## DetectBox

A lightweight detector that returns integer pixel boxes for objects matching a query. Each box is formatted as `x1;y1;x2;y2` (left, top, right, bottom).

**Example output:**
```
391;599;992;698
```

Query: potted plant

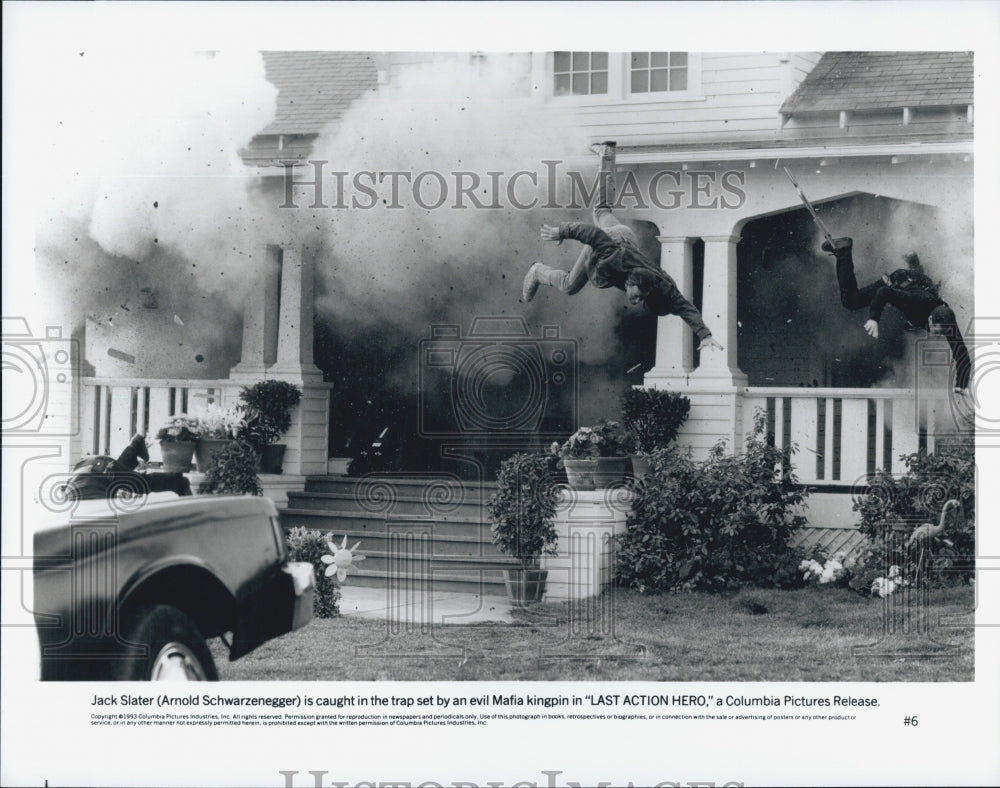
192;404;245;473
487;453;559;606
620;388;690;479
237;380;302;474
155;415;201;472
557;419;630;490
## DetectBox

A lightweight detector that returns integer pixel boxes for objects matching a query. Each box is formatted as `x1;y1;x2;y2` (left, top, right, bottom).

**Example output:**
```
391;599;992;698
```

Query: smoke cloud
33;49;279;377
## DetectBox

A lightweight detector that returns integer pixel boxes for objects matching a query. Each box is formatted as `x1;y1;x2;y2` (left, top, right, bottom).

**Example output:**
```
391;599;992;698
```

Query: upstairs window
630;52;688;93
554;51;608;96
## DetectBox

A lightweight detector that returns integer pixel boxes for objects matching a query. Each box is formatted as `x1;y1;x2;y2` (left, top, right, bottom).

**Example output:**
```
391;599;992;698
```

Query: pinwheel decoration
320;535;365;582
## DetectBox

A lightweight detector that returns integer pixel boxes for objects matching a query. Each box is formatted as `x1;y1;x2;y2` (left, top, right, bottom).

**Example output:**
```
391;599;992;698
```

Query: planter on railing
160;442;196;472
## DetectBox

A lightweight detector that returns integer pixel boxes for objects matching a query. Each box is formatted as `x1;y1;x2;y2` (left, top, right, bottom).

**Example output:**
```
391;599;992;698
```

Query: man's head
928;304;956;336
625;270;656;305
882;268;915;288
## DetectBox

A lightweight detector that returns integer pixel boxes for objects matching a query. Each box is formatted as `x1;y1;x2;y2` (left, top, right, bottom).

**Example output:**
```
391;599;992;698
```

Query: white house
67;51;973;545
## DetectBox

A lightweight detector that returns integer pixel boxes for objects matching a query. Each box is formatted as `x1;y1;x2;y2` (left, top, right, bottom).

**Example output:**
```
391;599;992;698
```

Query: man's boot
821;236;853;263
592;140;617;209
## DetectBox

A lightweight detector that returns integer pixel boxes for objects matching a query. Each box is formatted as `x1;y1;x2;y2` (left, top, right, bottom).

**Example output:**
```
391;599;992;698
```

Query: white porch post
270;244;324;384
645;235;694;384
691;234;747;388
228;244;331;478
229;245;281;380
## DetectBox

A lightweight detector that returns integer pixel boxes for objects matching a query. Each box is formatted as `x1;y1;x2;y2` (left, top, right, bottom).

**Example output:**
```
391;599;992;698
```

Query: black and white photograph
3;2;999;786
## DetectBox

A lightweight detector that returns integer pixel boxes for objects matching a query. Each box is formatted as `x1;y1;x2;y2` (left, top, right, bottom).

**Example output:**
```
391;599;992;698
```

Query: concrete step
339;549;518;576
286;490;491;518
282;525;507;558
345;567;510;595
281;507;496;539
304;475;497;500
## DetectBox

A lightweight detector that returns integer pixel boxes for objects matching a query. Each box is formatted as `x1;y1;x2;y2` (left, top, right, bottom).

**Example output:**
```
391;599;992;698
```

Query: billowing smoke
307;56;619;359
33;50;279;377
298;55;638;440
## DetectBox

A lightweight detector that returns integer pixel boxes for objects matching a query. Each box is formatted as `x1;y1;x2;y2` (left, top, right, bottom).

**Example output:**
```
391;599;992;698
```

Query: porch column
270;244;323;384
691;234;747;388
269;244;330;476
229;245;281;380
645;235;694;384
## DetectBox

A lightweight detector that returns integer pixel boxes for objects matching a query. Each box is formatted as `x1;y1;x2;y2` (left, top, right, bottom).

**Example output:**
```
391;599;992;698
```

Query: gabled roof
781;51;973;115
258;51;378;136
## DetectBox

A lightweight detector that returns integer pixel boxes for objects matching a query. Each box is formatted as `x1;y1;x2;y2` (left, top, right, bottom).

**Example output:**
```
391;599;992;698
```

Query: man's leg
591;140;642;252
824;238;880;310
522;247;592;301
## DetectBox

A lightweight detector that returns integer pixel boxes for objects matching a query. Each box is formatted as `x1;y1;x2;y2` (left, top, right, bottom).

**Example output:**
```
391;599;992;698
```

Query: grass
214;584;974;682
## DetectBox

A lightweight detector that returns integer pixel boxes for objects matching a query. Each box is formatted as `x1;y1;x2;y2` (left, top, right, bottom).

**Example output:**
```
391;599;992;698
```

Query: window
554;51;608;96
630;52;688;93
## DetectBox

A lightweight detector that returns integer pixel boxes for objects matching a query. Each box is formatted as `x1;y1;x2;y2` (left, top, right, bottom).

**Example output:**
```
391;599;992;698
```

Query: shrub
284;527;342;618
620;388;691;454
238;380;302;450
197;439;263;496
487;453;559;569
615;411;808;592
853;439;974;587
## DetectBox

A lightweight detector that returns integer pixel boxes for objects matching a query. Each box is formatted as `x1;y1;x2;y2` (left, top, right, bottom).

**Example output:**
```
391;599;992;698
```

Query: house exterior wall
530;51;822;147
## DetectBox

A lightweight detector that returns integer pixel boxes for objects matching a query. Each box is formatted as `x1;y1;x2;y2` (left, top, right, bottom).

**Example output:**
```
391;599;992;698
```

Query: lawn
215;585;974;682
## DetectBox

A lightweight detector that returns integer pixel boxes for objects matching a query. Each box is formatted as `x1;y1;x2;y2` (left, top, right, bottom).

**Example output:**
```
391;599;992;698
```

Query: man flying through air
823;237;971;394
521;141;723;354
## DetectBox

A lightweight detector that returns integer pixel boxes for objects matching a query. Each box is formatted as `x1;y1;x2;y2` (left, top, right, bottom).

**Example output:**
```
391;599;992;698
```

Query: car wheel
115;605;218;681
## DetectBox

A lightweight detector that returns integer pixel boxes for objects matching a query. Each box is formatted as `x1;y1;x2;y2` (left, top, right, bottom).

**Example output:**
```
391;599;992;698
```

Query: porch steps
281;475;516;595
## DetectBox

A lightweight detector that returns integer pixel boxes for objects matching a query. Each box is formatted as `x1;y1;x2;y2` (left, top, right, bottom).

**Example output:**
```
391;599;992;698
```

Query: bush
238;380;302;450
487;453;559;569
615;412;808;592
853;439;974;587
197;439;262;495
620;388;691;454
284;527;342;618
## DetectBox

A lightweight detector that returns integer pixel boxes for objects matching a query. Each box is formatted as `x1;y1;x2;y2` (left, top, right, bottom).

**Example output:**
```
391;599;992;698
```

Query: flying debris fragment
626;363;642;374
107;348;136;364
174;315;185;326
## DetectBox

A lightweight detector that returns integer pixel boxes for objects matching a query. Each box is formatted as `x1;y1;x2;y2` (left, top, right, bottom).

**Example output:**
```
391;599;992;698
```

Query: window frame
543;52;703;105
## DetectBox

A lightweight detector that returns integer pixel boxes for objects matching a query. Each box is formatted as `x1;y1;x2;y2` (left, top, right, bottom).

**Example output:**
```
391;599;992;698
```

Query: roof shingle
781;52;973;115
258;51;379;136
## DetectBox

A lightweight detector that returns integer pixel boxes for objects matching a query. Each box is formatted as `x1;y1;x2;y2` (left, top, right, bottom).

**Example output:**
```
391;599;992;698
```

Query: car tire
114;605;218;681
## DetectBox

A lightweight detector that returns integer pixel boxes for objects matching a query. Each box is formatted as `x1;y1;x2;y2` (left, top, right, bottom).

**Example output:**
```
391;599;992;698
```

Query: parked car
33;495;314;680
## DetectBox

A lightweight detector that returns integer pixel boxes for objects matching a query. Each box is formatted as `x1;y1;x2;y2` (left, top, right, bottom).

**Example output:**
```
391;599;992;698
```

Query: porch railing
81;377;236;464
742;387;954;487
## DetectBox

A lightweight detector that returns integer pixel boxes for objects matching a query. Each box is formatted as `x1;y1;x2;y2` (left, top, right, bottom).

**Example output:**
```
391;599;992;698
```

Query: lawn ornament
321;535;365;582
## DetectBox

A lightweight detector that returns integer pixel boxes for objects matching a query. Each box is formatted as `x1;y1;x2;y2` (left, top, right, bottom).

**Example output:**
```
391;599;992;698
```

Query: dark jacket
557;221;713;340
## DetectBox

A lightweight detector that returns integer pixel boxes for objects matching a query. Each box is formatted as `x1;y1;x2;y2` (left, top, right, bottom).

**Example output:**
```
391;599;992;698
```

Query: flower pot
503;567;548;607
260;443;287;474
159;441;196;473
629;454;651;480
594;456;627;489
563;458;598;491
194;438;231;473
